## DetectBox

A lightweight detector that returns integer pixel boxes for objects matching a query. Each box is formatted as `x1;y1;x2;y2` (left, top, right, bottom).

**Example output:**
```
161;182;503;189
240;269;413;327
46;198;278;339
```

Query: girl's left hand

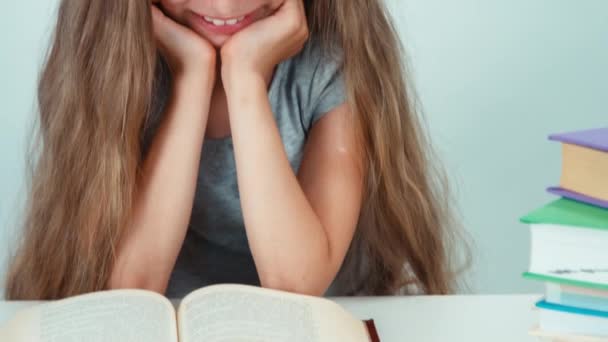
220;0;309;88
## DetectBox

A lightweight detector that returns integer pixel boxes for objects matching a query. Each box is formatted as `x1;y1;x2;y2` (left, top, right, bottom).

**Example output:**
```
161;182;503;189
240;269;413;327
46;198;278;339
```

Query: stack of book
521;127;608;341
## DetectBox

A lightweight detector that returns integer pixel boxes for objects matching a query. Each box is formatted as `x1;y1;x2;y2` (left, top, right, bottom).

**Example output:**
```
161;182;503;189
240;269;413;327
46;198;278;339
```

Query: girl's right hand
150;1;216;79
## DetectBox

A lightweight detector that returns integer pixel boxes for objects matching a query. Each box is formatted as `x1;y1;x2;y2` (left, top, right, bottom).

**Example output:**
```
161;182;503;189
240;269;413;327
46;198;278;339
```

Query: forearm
109;71;215;293
226;74;332;296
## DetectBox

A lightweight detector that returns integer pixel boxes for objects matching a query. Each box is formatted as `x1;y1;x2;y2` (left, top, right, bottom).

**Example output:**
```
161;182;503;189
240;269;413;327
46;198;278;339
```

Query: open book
0;284;379;341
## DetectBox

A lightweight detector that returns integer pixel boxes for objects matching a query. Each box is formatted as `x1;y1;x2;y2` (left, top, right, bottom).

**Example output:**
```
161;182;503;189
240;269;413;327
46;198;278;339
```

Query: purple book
547;186;608;209
547;127;608;208
548;127;608;152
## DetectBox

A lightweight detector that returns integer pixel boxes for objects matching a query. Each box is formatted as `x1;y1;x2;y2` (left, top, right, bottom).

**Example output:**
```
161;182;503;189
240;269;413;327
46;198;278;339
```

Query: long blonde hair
4;0;470;299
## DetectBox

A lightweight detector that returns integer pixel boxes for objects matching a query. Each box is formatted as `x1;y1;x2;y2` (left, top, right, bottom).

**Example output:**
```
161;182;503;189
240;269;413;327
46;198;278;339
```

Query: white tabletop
0;294;541;342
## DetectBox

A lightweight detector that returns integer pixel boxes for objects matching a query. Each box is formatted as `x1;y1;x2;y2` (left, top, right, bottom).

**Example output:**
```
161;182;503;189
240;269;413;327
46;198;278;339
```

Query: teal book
521;198;608;290
537;299;608;318
535;300;608;337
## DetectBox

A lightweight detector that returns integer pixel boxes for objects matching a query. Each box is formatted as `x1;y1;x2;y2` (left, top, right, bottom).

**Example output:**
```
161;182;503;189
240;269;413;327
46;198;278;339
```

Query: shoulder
276;35;347;129
283;35;345;89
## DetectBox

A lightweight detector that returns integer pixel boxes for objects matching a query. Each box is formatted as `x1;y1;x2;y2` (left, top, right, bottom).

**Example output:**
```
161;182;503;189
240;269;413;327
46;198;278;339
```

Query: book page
0;289;178;342
177;284;368;342
530;224;608;284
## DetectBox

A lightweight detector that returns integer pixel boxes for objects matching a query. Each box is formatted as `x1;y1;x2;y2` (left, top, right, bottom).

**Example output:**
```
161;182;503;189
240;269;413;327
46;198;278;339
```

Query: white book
528;223;608;286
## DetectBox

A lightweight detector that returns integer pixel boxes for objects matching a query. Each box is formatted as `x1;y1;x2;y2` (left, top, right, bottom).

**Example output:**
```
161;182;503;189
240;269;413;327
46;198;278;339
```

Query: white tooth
226;18;238;25
212;18;226;26
204;16;214;22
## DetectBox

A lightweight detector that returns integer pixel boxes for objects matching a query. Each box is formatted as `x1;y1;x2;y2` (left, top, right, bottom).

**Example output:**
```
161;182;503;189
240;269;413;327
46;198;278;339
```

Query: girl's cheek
157;1;186;23
158;0;186;15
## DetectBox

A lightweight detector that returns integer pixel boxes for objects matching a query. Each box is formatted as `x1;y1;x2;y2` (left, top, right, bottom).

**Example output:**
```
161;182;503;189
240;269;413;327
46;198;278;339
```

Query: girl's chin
209;36;230;48
195;31;229;49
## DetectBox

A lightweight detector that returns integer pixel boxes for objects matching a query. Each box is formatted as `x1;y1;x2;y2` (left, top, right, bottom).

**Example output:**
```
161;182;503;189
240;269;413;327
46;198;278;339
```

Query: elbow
107;263;168;295
259;271;328;297
255;232;336;296
258;242;334;297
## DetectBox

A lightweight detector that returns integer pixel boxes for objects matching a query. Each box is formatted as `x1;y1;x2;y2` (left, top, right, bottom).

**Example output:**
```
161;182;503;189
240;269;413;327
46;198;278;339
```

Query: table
333;294;541;341
0;294;541;341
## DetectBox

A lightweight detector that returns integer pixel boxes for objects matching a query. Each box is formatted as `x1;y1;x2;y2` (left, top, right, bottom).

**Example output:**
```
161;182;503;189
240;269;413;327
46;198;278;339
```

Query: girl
4;0;468;300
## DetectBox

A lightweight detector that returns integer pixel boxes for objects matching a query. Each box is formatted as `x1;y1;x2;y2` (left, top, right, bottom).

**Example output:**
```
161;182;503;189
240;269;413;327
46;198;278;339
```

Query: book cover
520;198;608;230
364;320;381;342
547;187;608;210
549;127;608;152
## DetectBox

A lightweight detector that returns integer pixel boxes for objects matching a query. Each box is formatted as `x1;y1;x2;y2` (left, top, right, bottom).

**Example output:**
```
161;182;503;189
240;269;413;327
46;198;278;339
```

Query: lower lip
193;12;257;36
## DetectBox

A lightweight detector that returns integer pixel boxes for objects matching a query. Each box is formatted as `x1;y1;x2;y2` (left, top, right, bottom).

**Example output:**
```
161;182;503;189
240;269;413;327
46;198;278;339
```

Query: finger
150;5;165;39
150;5;180;45
273;0;305;24
150;5;172;54
278;0;308;37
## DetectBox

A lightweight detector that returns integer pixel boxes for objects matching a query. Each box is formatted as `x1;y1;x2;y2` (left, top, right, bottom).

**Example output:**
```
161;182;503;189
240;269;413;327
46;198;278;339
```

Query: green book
521;198;608;289
520;197;608;230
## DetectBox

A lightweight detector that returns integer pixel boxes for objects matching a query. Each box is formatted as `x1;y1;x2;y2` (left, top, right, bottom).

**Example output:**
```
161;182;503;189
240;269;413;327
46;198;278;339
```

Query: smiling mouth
189;6;272;37
202;15;246;26
196;6;266;27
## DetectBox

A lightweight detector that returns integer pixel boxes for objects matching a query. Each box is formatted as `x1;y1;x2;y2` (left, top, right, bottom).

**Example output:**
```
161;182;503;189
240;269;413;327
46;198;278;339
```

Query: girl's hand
151;1;217;79
220;0;309;88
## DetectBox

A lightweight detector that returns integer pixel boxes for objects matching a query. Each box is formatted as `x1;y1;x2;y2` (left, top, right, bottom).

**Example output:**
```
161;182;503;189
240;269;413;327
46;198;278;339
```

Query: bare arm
107;71;215;294
225;74;364;296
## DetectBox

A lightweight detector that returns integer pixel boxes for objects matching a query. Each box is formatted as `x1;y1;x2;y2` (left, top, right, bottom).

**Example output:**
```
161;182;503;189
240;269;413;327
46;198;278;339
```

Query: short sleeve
304;39;347;129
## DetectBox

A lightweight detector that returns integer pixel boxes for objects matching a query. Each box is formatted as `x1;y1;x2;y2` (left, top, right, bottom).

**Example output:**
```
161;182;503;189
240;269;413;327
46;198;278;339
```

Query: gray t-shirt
142;36;347;299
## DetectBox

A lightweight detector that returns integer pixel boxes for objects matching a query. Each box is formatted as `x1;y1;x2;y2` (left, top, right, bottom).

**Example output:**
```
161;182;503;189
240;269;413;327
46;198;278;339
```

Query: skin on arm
108;4;216;294
295;104;365;292
219;0;364;296
108;74;214;294
225;74;364;296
